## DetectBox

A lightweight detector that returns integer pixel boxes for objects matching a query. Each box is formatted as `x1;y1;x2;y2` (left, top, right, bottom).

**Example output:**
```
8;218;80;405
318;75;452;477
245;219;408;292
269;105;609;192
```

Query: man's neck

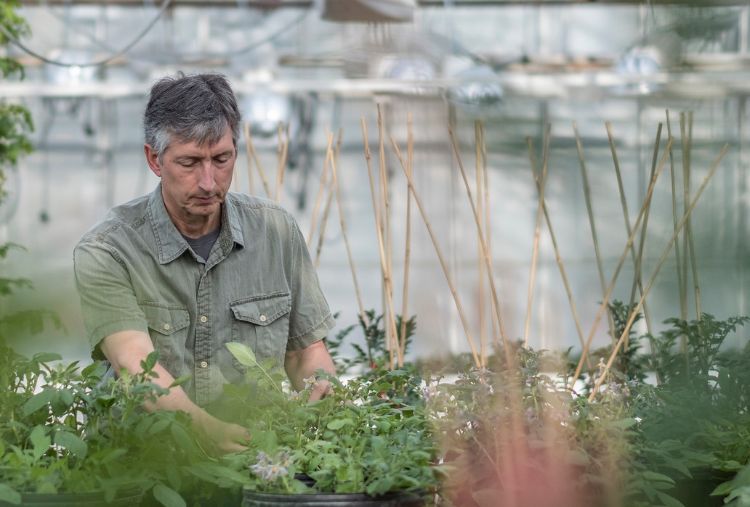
165;202;222;239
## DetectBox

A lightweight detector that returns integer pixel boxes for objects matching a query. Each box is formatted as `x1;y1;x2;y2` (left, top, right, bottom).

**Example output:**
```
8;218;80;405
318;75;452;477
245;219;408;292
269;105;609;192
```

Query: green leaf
226;342;257;367
31;352;62;363
170;375;191;388
22;388;54;416
28;425;50;461
656;491;685;507
170;423;195;450
59;389;74;408
54;431;87;458
711;481;735;497
142;351;158;372
153;484;186;507
327;418;353;430
148;418;171;436
642;471;676;485
0;484;21;505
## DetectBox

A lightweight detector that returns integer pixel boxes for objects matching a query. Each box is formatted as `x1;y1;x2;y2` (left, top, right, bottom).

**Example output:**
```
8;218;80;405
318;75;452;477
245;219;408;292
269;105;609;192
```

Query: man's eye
179;160;197;167
214;157;230;164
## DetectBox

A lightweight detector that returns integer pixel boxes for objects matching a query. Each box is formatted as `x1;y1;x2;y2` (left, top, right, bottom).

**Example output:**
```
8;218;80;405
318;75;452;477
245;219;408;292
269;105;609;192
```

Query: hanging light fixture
319;0;415;23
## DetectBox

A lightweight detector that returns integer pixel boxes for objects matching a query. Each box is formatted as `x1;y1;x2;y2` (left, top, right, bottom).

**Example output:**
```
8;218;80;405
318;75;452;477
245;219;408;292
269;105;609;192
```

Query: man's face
145;128;236;223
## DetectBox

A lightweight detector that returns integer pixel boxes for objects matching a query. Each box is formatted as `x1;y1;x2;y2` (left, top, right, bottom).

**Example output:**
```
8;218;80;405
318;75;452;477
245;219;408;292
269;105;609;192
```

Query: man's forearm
101;330;250;453
285;339;336;392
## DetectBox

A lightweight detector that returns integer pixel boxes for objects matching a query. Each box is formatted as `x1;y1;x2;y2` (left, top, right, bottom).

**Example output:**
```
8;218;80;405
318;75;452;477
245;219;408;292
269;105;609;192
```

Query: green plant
327;309;416;374
223;341;438;498
0;347;218;507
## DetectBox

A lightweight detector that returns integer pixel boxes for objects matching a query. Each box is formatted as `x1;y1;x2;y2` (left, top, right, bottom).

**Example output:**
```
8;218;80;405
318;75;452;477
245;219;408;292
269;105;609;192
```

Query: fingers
308;379;332;402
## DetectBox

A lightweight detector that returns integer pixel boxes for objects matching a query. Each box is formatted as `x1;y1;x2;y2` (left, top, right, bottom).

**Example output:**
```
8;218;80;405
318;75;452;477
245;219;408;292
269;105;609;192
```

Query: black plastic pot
672;469;732;507
0;489;143;507
242;488;425;507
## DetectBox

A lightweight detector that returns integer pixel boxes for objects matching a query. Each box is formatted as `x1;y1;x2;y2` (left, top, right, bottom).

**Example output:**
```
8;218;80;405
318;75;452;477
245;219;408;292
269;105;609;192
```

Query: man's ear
144;144;162;177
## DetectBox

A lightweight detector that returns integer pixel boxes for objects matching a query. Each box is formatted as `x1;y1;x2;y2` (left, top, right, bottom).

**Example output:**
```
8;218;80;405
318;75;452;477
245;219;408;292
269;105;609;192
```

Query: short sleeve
73;241;148;359
284;217;335;351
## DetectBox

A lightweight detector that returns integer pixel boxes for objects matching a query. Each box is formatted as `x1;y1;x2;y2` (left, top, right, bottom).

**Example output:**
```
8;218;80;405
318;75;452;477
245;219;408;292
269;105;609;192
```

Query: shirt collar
148;184;244;265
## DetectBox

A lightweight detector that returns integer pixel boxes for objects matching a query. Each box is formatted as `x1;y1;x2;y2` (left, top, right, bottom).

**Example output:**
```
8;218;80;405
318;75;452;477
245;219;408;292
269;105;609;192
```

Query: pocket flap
142;304;190;336
230;293;291;326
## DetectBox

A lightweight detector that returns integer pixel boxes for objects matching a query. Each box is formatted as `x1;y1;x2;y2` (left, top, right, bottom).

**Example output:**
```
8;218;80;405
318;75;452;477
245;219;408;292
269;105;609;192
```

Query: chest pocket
230;292;291;370
142;303;190;376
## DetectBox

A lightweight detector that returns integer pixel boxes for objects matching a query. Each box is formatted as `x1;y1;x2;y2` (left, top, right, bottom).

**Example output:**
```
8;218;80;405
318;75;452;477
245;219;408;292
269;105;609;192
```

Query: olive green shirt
73;184;334;406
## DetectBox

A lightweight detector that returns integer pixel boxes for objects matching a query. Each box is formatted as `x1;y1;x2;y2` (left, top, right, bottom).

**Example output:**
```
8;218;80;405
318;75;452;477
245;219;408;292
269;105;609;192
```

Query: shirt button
199;361;208;368
162;323;171;331
199;315;208;323
259;314;267;322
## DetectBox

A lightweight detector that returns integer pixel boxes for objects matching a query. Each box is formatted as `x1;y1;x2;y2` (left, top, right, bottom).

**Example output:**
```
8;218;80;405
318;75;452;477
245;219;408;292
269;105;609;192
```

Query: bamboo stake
376;106;397;369
388;134;482;369
398;113;414;365
605;122;654;335
626;124;662;349
275;124;289;203
666;112;688;357
683;112;702;318
526;136;590;363
679;113;691;322
313;176;335;269
447;128;510;353
243;122;271;198
327;132;370;336
361;118;401;371
475;121;487;366
523;127;551;347
573;123;618;347
307;143;332;246
480;123;500;353
588;144;730;400
571;138;674;387
243;122;254;196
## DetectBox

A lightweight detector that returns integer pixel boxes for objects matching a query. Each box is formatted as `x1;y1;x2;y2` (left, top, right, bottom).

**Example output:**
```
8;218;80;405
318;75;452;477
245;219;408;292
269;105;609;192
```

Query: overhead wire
0;0;173;68
2;3;309;67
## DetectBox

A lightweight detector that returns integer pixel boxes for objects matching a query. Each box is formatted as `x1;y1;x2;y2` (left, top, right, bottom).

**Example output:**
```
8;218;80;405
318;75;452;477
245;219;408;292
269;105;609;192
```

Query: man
74;73;336;454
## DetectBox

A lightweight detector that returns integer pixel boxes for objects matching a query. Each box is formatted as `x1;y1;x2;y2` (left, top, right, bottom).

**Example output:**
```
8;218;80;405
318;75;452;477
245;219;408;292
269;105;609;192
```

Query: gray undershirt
182;227;221;263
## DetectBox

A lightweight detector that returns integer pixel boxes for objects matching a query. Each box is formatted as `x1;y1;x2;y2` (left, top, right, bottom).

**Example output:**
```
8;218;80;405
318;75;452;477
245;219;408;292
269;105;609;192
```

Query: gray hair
144;73;241;161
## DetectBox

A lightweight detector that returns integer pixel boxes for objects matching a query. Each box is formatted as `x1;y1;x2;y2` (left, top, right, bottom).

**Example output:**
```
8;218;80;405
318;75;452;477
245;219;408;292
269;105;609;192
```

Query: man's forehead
169;131;234;155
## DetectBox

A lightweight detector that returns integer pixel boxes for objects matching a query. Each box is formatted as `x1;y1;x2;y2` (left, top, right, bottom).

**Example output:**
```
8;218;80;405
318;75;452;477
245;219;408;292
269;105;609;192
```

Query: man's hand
193;412;251;454
102;330;250;455
285;339;336;401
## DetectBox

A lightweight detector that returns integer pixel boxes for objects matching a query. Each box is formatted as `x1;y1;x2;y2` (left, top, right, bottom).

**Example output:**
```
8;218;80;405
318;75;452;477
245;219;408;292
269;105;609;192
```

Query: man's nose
197;161;215;192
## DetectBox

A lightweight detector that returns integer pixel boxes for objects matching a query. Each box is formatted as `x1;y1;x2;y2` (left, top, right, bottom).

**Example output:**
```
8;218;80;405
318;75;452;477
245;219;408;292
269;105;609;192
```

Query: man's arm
284;339;336;401
102;330;250;454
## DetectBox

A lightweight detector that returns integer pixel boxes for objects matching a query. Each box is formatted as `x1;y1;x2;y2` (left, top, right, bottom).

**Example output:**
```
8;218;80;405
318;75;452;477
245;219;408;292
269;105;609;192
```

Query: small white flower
634;416;642;424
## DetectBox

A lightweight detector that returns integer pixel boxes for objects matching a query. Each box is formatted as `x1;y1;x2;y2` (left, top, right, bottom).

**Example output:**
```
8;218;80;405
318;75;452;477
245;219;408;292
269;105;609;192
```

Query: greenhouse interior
2;0;750;506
